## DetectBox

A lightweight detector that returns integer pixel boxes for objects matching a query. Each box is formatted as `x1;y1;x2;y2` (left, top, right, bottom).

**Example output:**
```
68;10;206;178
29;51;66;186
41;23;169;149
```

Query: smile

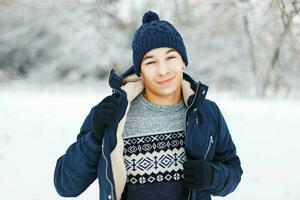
157;76;175;84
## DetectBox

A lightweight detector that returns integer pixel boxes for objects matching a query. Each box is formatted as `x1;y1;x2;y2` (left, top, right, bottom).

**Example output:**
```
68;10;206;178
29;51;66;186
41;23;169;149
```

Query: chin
155;85;178;97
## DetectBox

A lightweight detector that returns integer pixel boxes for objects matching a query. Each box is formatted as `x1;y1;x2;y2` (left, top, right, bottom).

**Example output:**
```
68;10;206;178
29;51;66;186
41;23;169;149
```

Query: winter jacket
54;65;243;200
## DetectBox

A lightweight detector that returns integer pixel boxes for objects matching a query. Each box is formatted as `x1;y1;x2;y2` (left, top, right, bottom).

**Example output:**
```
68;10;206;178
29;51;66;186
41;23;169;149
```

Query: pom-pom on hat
131;10;188;76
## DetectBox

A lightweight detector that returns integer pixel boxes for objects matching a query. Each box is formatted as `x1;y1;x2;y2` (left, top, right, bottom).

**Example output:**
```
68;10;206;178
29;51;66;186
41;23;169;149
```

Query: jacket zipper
184;81;201;200
204;136;214;160
102;138;115;200
103;88;121;200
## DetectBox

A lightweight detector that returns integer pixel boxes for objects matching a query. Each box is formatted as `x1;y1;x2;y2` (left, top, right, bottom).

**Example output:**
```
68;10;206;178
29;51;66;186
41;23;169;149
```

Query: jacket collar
108;65;208;108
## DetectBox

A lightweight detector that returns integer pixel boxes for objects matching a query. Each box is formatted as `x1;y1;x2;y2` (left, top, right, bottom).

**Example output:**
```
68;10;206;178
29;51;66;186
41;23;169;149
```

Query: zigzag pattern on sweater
123;130;187;185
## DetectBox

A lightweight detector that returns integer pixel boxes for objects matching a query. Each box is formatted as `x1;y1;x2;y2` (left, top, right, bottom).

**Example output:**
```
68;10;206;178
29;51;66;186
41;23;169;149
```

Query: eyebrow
142;48;177;62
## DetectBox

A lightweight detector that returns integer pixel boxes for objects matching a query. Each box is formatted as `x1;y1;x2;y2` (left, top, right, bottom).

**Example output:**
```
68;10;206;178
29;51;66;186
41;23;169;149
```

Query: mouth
157;76;175;84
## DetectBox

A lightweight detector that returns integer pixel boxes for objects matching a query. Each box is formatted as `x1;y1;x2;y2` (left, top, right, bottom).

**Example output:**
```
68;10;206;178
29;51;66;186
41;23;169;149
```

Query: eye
167;56;176;60
146;61;156;65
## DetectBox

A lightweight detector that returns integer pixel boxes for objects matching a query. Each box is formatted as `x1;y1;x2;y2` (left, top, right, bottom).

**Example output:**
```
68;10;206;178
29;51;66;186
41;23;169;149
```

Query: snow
1;1;300;198
1;1;300;94
0;83;299;200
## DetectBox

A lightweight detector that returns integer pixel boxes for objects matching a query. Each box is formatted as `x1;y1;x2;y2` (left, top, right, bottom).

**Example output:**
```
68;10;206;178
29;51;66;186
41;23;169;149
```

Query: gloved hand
183;159;214;190
91;92;121;144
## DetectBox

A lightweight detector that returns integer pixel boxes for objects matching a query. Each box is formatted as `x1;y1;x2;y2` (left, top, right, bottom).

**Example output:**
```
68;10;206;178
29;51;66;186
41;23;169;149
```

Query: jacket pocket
204;135;214;160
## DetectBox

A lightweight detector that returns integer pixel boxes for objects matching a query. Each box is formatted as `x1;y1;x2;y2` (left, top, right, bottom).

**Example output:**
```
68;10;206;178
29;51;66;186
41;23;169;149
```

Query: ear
140;71;144;81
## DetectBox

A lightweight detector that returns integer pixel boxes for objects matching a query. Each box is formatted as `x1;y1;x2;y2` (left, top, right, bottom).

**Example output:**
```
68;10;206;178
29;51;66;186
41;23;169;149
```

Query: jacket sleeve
53;106;102;197
206;102;243;196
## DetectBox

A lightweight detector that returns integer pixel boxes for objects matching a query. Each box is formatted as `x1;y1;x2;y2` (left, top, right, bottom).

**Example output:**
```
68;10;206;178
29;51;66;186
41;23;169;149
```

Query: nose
157;62;169;76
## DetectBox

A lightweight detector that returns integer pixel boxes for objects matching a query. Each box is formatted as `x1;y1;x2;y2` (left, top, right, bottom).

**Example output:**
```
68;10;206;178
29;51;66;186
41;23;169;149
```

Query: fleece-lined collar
107;65;207;106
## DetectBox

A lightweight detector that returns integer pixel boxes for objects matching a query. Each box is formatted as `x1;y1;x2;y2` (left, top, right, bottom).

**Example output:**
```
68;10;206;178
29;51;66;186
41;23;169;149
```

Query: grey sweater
122;92;189;200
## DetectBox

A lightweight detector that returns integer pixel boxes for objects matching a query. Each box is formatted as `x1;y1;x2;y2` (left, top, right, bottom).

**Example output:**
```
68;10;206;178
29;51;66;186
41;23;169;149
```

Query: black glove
183;159;214;190
91;92;121;144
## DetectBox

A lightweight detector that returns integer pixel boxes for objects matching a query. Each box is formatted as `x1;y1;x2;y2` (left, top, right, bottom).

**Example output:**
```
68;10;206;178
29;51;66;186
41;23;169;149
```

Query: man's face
140;47;185;98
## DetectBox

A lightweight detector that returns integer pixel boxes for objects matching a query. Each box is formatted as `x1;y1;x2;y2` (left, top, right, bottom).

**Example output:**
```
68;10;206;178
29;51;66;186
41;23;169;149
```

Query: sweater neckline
138;92;185;111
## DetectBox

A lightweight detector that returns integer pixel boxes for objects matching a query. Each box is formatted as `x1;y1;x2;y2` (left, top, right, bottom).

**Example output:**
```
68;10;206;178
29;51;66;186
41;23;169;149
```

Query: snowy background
0;0;300;199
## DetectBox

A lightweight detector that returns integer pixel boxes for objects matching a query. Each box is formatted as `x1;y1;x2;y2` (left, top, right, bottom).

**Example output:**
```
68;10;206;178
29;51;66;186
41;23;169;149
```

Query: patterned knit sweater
122;92;189;200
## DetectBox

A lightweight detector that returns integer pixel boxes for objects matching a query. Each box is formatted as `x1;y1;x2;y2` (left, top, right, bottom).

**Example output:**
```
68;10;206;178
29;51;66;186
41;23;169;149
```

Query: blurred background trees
0;0;299;97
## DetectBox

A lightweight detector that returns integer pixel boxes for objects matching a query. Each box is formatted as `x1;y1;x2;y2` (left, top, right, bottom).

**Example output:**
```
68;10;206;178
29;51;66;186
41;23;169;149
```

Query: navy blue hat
131;10;188;76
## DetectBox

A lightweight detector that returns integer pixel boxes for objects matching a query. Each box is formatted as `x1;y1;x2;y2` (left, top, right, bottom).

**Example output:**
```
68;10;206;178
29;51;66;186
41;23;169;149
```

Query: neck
143;87;182;106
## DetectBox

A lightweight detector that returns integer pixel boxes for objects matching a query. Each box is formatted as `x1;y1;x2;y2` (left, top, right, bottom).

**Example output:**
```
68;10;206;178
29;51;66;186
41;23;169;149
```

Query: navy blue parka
54;65;243;200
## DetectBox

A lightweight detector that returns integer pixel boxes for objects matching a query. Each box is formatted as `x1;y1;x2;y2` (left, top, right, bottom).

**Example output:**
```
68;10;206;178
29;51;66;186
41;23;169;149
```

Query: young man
54;10;243;200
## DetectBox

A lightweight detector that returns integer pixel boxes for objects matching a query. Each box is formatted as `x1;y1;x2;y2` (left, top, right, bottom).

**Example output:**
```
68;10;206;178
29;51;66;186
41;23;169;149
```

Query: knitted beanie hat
131;10;188;76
